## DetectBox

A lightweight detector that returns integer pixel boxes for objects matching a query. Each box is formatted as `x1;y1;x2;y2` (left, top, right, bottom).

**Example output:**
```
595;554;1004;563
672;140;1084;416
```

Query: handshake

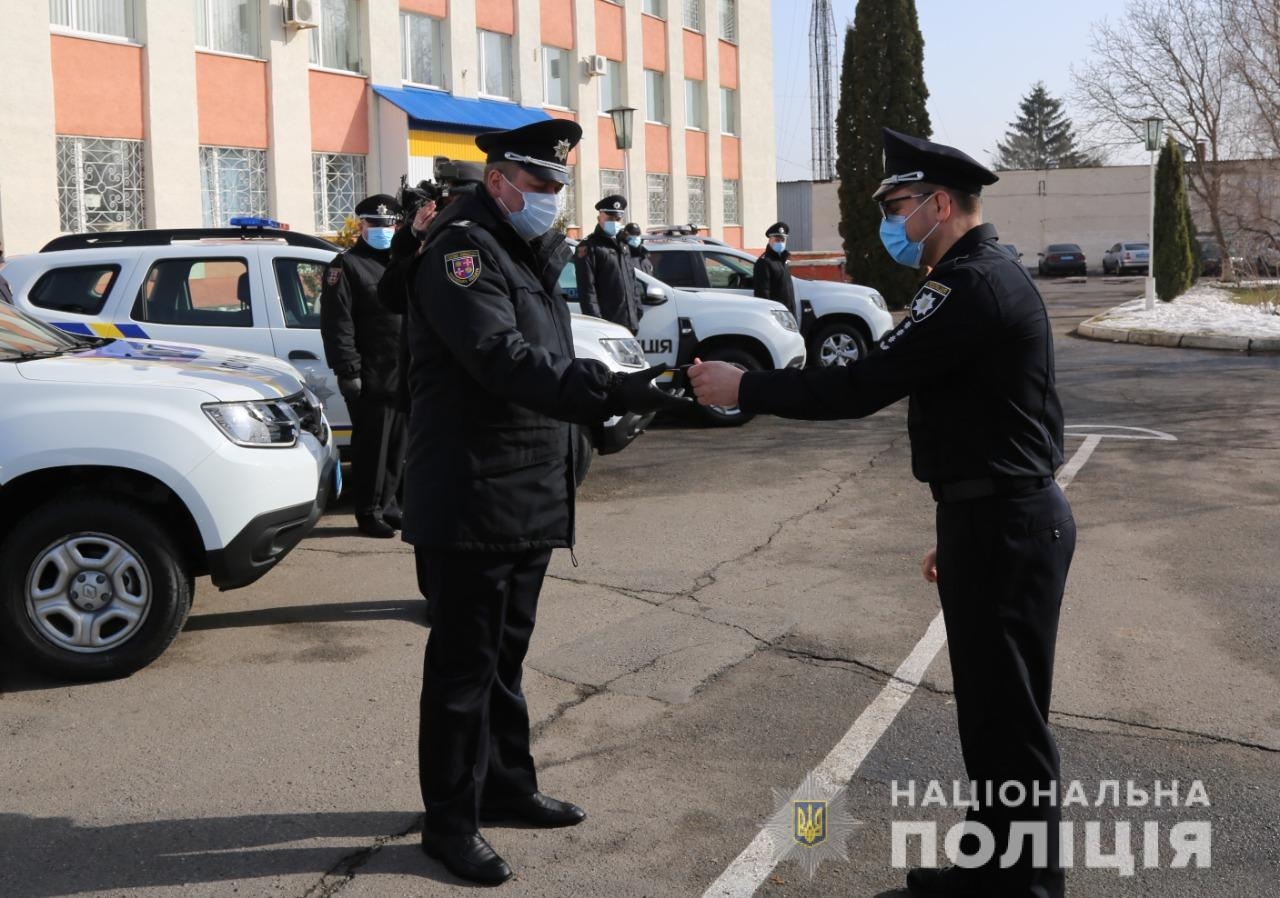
608;359;746;414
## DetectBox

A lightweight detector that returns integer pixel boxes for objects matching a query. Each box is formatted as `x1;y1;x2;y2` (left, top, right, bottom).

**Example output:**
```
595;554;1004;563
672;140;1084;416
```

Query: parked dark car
1102;242;1150;276
1038;243;1087;277
1195;238;1245;277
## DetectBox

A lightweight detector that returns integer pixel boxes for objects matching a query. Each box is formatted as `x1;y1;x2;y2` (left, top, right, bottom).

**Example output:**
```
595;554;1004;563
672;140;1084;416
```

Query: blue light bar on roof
229;216;290;230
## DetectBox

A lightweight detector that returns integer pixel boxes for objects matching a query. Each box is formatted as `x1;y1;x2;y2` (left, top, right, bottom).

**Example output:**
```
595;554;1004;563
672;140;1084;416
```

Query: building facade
0;0;776;256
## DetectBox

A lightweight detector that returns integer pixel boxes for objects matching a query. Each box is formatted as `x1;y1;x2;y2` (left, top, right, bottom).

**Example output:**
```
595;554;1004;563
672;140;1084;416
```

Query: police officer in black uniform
622;221;654;275
320;194;407;538
404;119;688;886
752;221;798;319
689;128;1075;898
574;194;641;333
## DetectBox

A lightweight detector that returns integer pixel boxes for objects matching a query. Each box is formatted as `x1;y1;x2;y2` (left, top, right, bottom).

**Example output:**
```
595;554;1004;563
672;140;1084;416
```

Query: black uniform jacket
739;224;1065;485
574;226;641;332
753;247;798;319
403;191;621;551
320;238;401;402
628;243;654;276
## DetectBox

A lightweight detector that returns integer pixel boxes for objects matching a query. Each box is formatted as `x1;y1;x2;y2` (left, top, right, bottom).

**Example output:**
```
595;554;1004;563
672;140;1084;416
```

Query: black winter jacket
574;226;641;333
320;239;401;403
753;247;798;320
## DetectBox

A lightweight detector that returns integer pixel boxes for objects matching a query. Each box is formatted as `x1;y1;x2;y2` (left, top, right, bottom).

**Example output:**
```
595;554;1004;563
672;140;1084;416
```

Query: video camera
398;174;444;221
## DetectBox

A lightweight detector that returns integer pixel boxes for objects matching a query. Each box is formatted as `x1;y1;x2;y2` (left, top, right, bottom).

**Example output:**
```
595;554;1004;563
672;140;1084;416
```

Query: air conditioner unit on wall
587;55;608;77
285;0;319;29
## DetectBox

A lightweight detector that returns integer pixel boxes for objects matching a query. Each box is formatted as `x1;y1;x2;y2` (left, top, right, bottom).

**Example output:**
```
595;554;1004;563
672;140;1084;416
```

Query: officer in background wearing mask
405;119;689;885
320;194;406;538
688;128;1074;898
752;222;798;320
574;194;641;333
622;222;653;275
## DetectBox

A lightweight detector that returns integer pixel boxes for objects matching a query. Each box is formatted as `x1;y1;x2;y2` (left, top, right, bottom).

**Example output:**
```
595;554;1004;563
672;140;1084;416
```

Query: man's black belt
930;476;1053;504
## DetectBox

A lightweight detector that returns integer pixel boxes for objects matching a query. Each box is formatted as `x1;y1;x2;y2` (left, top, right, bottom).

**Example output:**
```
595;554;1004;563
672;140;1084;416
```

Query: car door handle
288;350;319;360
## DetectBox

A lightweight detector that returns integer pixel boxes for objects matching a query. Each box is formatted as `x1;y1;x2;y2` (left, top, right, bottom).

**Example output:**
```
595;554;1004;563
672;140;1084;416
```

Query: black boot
420;831;513;886
906;865;981;897
480;792;586;828
356;514;395;538
381;504;403;530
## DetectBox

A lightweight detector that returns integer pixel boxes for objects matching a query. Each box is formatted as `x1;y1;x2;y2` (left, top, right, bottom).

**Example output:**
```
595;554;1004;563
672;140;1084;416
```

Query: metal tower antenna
809;0;836;181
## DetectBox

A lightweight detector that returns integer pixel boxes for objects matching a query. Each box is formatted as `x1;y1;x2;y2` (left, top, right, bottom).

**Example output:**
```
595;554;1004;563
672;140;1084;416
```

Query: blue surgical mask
498;174;563;241
602;220;622;237
626;236;642;248
769;241;786;255
365;227;394;250
879;192;940;268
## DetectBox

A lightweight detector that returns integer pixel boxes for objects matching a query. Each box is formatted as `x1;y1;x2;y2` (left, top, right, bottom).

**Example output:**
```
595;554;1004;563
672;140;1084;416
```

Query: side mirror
641;281;668;306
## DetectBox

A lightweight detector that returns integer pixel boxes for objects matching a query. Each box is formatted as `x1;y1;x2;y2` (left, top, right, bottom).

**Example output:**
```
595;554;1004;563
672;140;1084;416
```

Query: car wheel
0;496;193;681
691;346;761;427
811;319;869;368
573;425;593;487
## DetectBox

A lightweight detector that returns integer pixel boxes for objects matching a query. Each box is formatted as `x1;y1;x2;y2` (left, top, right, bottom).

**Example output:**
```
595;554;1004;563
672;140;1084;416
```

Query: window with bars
683;0;703;31
200;146;268;227
478;29;515;100
685;79;706;130
561;165;578;227
312;152;367;233
309;0;361;73
721;87;738;134
643;0;666;17
50;0;134;39
723;178;741;224
196;0;259;56
600;169;625;201
645;70;667;124
687;176;707;227
543;46;572;108
56;136;146;233
402;12;445;87
718;0;737;42
647;173;670;226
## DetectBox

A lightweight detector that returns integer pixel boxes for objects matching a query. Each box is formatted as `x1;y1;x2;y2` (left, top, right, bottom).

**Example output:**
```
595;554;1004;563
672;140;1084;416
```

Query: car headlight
869;291;888;311
203;399;300;447
771;309;800;332
600;337;647;368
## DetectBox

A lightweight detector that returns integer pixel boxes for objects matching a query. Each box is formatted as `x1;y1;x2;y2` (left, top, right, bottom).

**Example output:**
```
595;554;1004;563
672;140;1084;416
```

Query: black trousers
935;482;1076;898
416;547;549;834
348;397;405;517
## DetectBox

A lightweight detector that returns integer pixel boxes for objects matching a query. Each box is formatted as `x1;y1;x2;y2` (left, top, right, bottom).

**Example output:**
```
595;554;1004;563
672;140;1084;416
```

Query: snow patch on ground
1096;283;1280;338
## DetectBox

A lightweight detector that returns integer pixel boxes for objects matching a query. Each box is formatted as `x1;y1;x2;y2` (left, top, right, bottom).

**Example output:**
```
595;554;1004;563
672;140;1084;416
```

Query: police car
1;220;653;456
0;299;337;681
640;237;893;368
558;253;808;426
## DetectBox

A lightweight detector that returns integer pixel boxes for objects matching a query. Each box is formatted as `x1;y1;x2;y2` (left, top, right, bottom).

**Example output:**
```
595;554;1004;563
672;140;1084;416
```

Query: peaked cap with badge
872;128;999;201
475;118;582;185
355;194;401;224
765;222;790;238
595;194;627;214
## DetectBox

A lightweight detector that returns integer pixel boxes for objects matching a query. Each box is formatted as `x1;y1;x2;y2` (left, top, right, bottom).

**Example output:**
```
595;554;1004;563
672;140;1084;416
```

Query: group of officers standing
315;117;1074;898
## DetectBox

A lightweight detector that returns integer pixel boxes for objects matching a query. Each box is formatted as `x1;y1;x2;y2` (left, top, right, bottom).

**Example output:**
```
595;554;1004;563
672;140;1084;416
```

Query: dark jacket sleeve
575;242;601;318
377;226;423;314
739;267;997;419
320;258;360;376
422;230;620;425
753;257;772;300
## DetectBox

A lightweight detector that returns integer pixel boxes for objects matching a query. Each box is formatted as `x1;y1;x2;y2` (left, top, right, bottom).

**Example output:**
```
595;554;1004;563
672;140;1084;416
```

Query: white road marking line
701;436;1102;898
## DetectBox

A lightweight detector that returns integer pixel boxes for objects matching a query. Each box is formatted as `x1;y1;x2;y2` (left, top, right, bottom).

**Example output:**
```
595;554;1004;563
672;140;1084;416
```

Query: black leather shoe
356;514;396;538
381;506;403;529
420;831;513;886
906;865;981;897
480;792;586;828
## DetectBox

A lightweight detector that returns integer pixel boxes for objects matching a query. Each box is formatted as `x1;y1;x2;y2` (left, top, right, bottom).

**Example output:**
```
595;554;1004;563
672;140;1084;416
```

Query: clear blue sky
772;0;1139;181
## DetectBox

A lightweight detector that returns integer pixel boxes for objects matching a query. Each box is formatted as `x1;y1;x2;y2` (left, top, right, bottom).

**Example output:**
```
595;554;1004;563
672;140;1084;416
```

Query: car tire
0;496;193;681
573;425;594;487
691;346;761;427
810;319;869;369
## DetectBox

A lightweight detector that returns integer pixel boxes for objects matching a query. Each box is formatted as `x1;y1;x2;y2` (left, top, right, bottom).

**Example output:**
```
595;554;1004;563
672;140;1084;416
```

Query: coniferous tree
1153;137;1196;301
992;82;1100;171
835;0;931;310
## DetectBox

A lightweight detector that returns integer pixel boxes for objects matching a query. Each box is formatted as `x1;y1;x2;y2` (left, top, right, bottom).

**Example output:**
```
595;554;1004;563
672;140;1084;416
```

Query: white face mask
497;173;563;241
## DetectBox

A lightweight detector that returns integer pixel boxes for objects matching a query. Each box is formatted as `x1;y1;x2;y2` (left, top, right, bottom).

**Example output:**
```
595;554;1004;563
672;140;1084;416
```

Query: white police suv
0;299;337;681
1;221;653;456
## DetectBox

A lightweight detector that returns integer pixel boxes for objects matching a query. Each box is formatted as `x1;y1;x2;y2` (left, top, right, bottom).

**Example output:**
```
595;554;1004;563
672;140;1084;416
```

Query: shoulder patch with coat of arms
909;280;952;322
326;266;342;287
445;249;482;287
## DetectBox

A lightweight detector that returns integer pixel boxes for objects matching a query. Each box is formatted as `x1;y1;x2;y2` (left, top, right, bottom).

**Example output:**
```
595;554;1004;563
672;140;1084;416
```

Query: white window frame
647;173;671;227
478;29;515;101
401;11;446;89
687;176;707;227
312;152;367;233
600;168;625;200
723;178;741;225
562;165;579;228
685;79;706;131
645;69;668;124
200;145;269;227
718;0;737;43
598;58;624;115
543;45;572;110
309;0;361;74
643;0;666;17
196;0;261;58
56;135;147;233
683;0;703;32
720;87;738;135
49;0;136;41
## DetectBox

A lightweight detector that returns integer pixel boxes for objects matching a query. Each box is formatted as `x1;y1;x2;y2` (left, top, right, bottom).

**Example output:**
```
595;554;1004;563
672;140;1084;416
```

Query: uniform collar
765;247;790;262
935;223;998;267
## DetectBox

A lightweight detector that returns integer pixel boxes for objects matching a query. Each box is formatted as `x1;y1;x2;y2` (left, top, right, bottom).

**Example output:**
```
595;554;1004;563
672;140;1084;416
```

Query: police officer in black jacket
690;128;1075;898
320;194;406;538
753;221;798;319
574;194;641;333
622;221;654;275
404;119;688;886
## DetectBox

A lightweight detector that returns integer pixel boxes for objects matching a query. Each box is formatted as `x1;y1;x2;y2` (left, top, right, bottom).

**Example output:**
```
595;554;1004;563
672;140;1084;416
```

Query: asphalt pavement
2;279;1277;897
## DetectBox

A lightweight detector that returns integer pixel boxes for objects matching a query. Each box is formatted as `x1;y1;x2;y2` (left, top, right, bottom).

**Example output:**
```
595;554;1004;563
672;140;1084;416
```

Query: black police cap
475;118;582;185
873;128;998;201
765;222;790;238
355;194;401;220
623;222;642;236
434;157;485;186
595;194;627;213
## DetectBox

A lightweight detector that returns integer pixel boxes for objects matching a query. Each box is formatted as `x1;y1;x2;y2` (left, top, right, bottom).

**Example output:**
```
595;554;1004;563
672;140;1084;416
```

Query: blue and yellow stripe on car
53;321;149;339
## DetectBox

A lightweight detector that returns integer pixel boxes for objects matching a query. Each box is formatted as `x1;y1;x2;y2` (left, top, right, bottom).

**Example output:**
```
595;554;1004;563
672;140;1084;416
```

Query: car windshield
1048;244;1082;253
1123;243;1150;250
0;300;85;361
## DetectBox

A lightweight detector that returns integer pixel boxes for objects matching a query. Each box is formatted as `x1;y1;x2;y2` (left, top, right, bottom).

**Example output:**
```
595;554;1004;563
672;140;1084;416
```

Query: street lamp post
607;106;636;201
1144;115;1164;310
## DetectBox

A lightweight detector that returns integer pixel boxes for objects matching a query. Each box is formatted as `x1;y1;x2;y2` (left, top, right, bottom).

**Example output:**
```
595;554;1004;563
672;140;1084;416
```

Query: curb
1075;317;1280;353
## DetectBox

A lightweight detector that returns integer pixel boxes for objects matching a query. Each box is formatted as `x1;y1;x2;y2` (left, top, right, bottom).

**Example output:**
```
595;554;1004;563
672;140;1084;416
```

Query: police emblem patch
445;250;481;287
910;280;952;322
793;800;827;847
326;267;342;286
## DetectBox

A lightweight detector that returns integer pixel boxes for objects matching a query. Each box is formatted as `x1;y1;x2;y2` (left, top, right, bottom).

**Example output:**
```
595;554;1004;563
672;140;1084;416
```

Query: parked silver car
1102;242;1150;276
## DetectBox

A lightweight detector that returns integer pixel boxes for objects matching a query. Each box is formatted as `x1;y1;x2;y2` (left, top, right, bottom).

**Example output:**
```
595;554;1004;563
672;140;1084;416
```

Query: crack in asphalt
1050;709;1280;754
298;813;423;898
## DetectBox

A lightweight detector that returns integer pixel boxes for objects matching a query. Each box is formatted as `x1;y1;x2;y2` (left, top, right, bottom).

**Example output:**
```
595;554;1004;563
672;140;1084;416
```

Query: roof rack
40;226;336;253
